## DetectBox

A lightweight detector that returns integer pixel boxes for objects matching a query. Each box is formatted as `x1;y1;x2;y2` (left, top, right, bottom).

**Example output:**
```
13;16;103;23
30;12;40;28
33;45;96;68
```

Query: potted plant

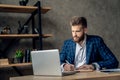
15;49;24;63
19;0;29;6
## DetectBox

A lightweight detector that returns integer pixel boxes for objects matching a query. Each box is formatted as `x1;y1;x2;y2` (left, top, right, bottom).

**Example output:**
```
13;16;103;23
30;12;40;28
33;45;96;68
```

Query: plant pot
19;0;29;6
16;57;23;63
19;1;26;6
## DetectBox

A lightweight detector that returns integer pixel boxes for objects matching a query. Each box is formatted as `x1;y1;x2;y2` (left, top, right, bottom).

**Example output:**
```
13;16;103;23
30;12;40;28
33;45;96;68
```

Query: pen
65;60;70;64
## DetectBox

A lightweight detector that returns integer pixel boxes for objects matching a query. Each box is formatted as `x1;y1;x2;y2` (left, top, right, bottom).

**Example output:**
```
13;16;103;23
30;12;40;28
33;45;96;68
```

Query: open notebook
31;49;78;76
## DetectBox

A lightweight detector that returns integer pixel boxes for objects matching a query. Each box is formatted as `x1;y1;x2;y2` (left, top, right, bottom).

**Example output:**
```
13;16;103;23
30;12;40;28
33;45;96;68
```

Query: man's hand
63;63;75;71
76;64;95;70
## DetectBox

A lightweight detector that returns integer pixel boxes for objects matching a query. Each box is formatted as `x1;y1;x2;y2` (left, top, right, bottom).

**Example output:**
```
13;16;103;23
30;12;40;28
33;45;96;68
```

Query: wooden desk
10;71;120;80
0;63;32;68
0;63;32;76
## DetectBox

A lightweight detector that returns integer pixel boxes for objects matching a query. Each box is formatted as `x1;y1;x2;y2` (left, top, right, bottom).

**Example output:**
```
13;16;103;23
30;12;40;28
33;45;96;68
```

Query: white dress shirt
74;41;86;69
74;36;100;70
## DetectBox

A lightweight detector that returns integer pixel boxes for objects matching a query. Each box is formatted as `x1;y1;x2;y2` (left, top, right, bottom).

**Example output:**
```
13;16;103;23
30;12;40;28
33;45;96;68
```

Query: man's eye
76;30;81;32
72;30;81;32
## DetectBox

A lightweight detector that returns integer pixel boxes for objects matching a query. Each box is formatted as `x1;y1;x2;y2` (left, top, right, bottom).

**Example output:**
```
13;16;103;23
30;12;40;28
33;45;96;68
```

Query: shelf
0;4;51;13
0;63;32;68
0;1;52;75
0;34;53;38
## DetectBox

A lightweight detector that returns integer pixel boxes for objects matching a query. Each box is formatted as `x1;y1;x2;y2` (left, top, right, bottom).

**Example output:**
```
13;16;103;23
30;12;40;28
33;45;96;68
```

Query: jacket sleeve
59;41;67;65
96;37;119;69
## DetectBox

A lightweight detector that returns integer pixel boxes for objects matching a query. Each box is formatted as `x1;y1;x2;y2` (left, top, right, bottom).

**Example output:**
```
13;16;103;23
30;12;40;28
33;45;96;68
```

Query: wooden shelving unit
0;34;53;38
0;4;51;13
0;1;52;50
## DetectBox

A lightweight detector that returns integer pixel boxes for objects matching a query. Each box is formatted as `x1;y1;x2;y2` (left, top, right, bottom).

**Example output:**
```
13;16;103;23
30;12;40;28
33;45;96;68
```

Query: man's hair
70;16;87;28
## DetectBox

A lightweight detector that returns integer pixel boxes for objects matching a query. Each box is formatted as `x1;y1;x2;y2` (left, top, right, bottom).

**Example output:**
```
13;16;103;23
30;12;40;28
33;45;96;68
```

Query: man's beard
73;34;85;43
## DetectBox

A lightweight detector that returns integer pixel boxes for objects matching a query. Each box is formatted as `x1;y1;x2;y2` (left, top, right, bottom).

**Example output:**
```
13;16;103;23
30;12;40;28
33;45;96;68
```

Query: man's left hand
76;64;95;70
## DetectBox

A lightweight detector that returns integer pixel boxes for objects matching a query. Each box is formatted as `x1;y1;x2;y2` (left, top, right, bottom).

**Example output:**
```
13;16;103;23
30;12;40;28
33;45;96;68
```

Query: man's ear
84;28;87;34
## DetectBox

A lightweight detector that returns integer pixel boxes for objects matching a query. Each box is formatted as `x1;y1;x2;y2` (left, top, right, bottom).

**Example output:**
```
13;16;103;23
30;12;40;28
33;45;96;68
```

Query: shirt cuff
61;63;65;72
92;63;100;70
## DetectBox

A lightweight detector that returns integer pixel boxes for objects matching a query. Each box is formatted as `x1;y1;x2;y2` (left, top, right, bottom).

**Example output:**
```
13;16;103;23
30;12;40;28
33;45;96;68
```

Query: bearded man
60;16;118;71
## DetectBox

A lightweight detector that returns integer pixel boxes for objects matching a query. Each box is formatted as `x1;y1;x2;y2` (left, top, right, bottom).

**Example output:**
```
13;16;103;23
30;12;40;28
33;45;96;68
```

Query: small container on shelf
19;0;29;6
0;59;9;65
24;49;31;63
1;26;11;34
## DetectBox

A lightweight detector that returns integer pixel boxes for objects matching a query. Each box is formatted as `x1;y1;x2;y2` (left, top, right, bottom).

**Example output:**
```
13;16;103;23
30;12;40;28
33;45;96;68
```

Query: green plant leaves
15;49;24;58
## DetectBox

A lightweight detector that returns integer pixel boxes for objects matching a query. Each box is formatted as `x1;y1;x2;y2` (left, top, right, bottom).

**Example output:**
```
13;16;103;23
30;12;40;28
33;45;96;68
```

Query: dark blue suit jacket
60;35;119;69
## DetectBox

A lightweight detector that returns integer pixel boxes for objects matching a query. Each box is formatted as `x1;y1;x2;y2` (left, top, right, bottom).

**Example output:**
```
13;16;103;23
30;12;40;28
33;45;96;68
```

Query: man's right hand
63;63;75;71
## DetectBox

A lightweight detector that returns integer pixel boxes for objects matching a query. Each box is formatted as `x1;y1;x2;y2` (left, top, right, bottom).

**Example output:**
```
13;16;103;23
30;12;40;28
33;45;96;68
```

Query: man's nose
73;32;77;36
74;32;77;35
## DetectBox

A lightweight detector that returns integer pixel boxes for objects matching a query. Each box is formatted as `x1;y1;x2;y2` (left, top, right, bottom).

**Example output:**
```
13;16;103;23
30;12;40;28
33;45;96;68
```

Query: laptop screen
31;49;62;76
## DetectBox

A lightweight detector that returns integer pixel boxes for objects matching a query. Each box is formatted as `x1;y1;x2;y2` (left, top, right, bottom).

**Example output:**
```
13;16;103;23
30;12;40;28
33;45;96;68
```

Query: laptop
31;49;77;76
